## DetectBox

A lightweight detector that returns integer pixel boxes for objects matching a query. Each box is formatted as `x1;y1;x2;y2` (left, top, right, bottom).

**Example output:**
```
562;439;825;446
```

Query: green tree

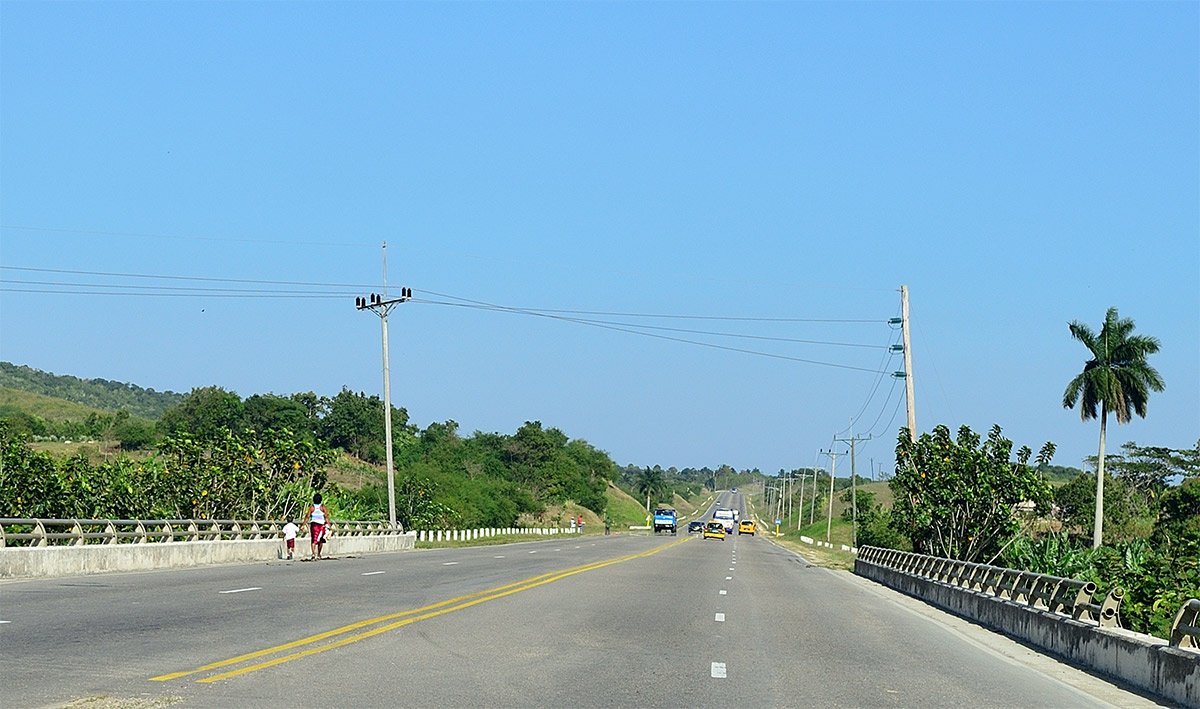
158;386;246;439
890;424;1055;562
244;394;315;440
634;466;666;512
1063;307;1164;548
321;388;411;463
114;417;156;450
1152;478;1200;550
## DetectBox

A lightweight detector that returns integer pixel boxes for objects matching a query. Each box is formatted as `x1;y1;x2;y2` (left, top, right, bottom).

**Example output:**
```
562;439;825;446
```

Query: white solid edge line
361;571;385;576
218;587;262;594
711;662;727;678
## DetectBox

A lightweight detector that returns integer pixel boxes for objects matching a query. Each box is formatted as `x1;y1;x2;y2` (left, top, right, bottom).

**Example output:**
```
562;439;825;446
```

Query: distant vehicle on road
713;508;736;533
738;520;755;535
702;521;726;541
653;507;677;535
687;520;705;534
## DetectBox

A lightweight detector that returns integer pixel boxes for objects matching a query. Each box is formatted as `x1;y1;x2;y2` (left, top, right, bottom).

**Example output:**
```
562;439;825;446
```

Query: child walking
282;518;299;560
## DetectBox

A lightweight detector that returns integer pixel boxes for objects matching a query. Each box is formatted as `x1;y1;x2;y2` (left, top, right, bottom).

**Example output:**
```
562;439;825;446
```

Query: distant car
738;520;755;535
703;521;727;541
687;520;705;534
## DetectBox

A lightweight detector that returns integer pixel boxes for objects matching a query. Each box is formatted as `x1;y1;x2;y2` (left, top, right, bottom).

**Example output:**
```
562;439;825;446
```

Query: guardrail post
1071;582;1099;622
1099;588;1125;628
1169;598;1200;648
105;520;118;545
71;520;85;547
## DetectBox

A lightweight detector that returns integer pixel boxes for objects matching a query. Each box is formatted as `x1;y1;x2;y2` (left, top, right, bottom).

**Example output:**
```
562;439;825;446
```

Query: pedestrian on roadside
304;492;331;560
282;517;299;560
604;515;611;536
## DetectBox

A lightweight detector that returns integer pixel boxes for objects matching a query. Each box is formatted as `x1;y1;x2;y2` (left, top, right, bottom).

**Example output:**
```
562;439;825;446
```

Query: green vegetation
1;383;617;531
890;424;1055;563
0;362;182;418
1062;307;1164;548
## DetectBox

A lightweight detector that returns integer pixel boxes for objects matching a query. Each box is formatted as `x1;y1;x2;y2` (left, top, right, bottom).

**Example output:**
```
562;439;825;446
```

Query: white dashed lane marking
218;587;261;594
719;590;727;595
443;562;459;566
715;613;725;622
0;620;11;624
494;555;505;559
726;576;732;580
361;571;385;576
711;662;727;678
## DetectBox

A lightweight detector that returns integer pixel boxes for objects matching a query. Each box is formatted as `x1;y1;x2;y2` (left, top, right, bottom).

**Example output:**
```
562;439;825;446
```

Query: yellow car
738;520;755;535
702;521;727;540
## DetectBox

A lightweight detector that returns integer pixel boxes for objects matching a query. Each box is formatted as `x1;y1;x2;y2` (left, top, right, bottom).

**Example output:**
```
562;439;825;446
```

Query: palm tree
634;467;665;512
1063;307;1164;549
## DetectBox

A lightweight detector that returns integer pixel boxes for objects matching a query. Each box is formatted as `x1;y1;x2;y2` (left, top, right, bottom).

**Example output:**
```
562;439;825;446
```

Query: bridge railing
0;518;577;548
1170;598;1200;650
0;518;409;547
856;546;1123;628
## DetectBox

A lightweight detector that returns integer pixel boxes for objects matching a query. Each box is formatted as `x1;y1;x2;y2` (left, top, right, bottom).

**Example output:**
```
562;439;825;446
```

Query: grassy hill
0;362;182;418
0;387;114;422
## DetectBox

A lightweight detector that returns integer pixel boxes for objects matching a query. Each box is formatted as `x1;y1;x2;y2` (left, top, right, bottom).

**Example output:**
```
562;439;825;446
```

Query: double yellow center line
153;537;690;684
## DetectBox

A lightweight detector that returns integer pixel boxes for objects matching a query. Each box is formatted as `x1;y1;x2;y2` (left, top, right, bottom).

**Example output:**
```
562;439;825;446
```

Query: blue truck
653;507;677;535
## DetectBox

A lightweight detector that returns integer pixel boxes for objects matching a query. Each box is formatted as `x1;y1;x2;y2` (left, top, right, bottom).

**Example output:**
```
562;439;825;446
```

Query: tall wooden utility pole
901;284;916;442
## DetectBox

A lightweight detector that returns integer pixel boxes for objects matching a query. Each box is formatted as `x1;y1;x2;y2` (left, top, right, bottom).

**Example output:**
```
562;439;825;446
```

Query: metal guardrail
1170;598;1200;649
856;546;1124;628
0;518;405;547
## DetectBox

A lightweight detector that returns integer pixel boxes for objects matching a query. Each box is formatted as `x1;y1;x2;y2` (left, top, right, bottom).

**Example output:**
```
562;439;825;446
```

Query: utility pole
834;431;873;549
899;285;916;442
819;448;844;543
796;471;806;531
810;461;818;525
355;243;412;529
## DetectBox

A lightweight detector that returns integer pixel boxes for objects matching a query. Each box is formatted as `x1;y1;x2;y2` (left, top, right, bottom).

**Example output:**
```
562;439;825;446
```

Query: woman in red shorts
304;492;331;560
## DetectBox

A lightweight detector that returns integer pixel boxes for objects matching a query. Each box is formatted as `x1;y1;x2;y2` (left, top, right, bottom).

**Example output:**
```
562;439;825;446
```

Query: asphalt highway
0;493;1167;708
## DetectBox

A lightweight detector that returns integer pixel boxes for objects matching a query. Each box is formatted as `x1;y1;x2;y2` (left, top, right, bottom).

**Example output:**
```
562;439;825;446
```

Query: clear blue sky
2;1;1196;476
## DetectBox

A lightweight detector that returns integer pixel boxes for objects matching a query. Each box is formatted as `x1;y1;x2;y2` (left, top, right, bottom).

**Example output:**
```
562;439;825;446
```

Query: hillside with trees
0;362;183;418
0;381;624;531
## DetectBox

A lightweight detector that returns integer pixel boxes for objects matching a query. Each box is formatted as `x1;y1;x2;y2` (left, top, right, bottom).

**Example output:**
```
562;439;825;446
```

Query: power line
417;298;890;374
1;267;888;325
0;224;369;248
2;265;895;373
0;286;346;299
1;265;370;289
421;288;883;323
